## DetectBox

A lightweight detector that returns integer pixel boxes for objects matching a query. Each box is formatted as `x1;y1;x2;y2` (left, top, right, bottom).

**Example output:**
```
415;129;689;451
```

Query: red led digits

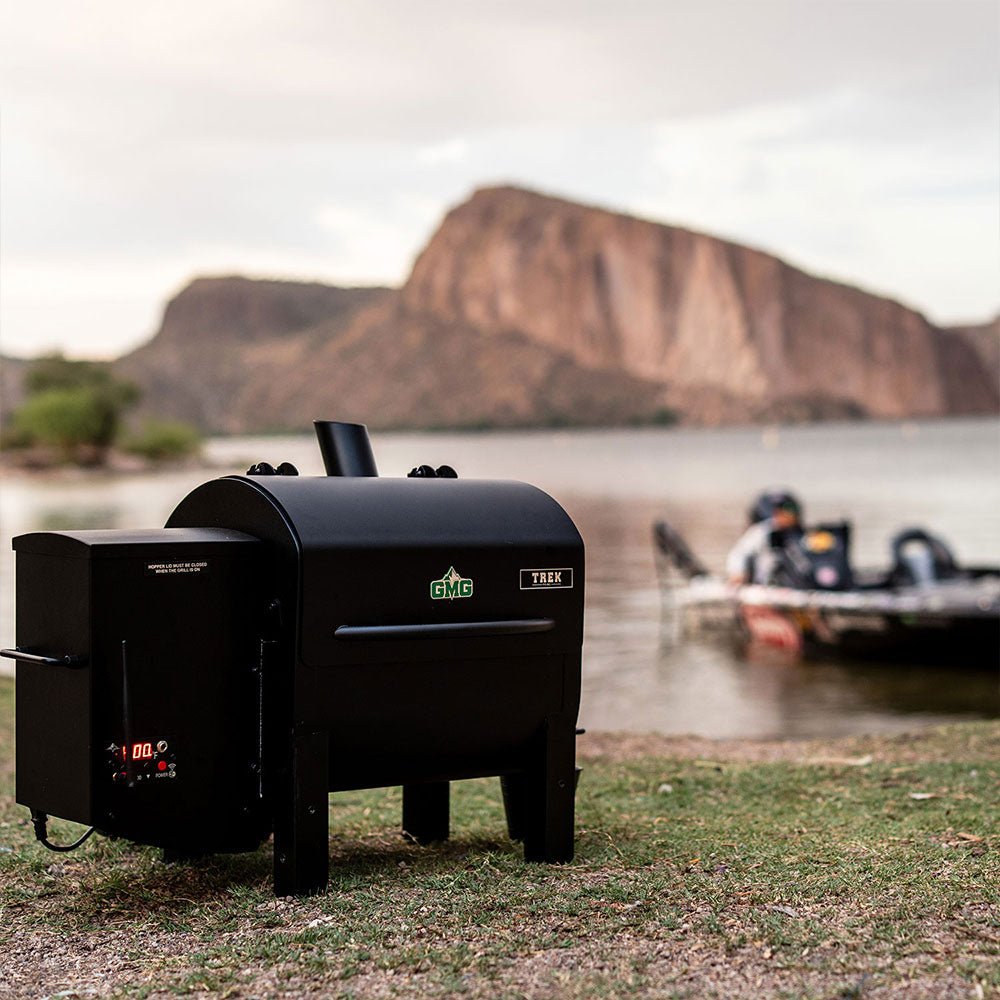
130;742;153;760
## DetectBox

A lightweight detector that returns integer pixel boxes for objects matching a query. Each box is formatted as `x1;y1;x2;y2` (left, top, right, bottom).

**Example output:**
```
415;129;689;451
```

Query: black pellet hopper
5;422;584;895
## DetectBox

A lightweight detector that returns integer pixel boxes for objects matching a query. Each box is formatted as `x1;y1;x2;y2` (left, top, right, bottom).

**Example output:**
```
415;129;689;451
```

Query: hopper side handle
0;648;87;667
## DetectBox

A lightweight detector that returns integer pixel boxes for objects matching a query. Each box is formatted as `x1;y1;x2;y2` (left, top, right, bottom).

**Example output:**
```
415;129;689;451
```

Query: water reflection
652;636;999;738
1;420;997;738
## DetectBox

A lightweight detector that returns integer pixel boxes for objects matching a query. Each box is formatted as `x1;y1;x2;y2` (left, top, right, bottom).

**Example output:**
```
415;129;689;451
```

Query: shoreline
577;719;999;765
0;448;225;480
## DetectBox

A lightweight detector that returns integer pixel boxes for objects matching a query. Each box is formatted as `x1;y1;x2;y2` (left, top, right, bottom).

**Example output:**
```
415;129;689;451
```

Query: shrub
13;388;113;460
4;354;142;464
649;407;680;426
123;420;202;461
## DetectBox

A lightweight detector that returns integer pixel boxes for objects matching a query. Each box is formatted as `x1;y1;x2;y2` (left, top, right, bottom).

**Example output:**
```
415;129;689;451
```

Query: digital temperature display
114;740;167;762
107;738;175;784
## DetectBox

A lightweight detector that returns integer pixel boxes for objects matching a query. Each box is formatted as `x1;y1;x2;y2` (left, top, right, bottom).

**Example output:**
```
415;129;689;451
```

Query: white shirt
726;520;779;584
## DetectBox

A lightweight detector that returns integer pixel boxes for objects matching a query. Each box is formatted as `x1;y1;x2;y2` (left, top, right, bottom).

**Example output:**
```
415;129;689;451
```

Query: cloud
5;1;995;143
1;1;997;356
638;90;999;321
416;140;470;166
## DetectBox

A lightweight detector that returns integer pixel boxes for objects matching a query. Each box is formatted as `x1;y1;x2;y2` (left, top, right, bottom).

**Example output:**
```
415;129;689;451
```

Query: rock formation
99;186;1000;433
403;187;997;423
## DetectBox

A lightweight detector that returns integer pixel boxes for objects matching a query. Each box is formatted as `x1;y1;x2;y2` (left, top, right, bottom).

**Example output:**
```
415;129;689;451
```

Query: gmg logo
430;566;474;600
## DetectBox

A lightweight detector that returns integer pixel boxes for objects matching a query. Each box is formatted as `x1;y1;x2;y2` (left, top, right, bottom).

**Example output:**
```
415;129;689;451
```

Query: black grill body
11;424;584;895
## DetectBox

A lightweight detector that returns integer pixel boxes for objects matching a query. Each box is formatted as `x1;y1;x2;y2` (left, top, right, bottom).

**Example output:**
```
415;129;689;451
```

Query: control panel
106;739;178;784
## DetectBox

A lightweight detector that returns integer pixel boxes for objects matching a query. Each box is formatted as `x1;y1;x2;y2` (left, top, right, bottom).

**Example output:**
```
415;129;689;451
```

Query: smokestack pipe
314;421;379;478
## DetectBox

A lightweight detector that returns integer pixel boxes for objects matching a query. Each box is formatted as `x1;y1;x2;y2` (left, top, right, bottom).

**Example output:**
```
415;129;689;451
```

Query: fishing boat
653;520;1000;667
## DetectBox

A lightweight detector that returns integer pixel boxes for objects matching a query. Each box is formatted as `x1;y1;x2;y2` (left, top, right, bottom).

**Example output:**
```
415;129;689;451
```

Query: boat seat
890;528;959;587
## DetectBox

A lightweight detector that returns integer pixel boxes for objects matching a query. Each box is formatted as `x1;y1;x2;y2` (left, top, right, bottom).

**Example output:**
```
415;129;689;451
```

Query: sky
1;0;998;359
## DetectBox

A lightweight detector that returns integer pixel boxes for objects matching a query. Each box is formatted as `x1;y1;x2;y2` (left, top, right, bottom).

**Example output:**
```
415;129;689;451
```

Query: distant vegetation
123;419;203;461
1;354;201;467
635;406;680;427
381;407;682;434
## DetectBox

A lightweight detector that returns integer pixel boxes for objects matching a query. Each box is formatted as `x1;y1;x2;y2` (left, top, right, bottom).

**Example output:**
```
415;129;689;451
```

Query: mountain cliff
111;186;997;433
944;315;1000;383
115;276;667;433
116;279;394;433
403;187;997;422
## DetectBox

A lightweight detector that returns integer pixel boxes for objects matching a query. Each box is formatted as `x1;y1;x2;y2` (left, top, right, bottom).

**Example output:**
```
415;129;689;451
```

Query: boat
653;519;1000;667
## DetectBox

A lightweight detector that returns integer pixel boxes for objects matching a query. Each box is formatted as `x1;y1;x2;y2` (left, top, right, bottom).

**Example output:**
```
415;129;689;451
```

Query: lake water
2;418;998;738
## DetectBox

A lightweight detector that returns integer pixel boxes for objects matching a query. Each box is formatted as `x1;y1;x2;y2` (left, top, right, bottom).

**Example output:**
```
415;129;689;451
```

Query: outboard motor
5;421;585;896
890;528;958;587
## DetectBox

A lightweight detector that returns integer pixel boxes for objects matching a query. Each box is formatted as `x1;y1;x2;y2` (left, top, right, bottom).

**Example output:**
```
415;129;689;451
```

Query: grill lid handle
334;619;555;641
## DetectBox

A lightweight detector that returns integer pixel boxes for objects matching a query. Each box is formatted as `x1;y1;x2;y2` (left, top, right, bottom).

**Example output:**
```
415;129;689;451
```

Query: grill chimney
314;421;378;478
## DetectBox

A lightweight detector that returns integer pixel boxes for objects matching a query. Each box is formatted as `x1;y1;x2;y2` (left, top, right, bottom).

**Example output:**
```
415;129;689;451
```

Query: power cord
29;810;96;853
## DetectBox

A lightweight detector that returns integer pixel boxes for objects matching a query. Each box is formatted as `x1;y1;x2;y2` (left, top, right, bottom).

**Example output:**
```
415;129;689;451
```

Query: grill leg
500;774;529;841
402;781;450;844
523;714;576;864
273;730;329;896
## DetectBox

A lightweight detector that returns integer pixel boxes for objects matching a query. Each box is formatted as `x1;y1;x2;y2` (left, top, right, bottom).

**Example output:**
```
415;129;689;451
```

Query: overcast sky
1;0;997;358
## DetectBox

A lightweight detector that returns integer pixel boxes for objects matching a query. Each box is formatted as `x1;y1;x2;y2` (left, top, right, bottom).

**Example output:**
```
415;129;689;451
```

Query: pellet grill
5;422;584;895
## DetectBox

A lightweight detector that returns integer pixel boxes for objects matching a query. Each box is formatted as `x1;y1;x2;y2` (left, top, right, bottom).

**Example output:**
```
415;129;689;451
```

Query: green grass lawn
0;675;996;999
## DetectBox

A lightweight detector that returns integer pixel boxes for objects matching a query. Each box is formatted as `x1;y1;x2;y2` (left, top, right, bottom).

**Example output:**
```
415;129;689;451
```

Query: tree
9;354;141;463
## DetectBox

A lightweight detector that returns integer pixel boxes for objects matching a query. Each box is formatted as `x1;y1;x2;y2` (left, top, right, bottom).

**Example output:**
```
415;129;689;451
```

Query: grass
0;675;996;998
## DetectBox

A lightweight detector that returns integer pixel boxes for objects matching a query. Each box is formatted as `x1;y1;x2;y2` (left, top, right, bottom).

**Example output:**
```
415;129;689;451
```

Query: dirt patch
1;925;991;1000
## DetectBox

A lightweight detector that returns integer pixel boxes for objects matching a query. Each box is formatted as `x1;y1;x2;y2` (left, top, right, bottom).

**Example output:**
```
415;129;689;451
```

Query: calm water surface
2;418;998;738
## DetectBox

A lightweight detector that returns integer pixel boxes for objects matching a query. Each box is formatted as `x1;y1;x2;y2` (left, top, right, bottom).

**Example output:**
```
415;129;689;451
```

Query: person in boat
726;490;803;585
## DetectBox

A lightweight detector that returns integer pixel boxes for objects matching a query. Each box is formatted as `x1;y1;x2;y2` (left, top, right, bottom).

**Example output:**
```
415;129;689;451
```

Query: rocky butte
111;186;998;433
